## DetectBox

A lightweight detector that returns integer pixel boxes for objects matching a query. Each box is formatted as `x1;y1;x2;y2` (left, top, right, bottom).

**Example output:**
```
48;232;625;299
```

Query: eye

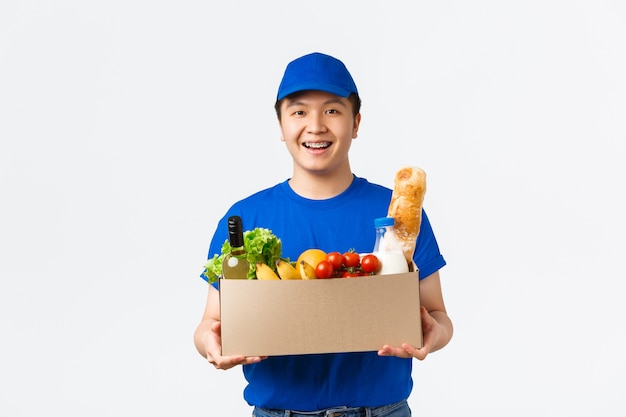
325;108;338;115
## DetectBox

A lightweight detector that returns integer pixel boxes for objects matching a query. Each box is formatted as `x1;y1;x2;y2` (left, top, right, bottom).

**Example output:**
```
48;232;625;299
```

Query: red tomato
342;270;361;278
326;251;344;270
360;254;380;274
315;260;335;279
343;251;361;268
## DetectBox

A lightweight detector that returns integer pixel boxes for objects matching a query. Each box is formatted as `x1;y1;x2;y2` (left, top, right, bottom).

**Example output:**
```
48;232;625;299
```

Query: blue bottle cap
374;217;395;228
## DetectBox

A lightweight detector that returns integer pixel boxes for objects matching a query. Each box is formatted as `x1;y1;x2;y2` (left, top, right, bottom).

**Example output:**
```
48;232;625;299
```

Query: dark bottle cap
227;216;244;248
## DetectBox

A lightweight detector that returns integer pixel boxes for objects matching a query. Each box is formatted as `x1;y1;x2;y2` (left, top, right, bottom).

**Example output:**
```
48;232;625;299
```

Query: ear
352;113;362;139
278;119;285;141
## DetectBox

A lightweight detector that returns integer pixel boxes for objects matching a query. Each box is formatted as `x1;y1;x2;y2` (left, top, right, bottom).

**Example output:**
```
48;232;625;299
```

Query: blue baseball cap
276;52;359;100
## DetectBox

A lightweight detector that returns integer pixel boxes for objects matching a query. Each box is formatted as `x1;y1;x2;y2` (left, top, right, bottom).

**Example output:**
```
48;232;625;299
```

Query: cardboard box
219;271;422;356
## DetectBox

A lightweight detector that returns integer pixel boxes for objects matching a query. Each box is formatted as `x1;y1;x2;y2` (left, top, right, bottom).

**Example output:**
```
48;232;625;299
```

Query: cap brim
277;82;353;100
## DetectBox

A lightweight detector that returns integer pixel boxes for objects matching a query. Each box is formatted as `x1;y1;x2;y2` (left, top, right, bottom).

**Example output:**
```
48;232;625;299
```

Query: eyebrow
285;96;348;109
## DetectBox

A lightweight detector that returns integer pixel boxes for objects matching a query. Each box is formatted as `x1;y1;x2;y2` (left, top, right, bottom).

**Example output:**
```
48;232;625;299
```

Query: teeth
304;142;330;149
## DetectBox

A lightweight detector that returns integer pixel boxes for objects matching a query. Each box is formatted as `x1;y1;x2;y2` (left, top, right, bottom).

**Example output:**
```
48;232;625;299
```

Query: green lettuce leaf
201;227;283;283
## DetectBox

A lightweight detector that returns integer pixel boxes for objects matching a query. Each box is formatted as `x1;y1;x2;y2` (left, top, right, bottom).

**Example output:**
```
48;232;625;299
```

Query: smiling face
279;90;361;183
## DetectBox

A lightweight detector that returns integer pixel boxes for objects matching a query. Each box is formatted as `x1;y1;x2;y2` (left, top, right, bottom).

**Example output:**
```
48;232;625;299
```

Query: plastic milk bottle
372;217;410;275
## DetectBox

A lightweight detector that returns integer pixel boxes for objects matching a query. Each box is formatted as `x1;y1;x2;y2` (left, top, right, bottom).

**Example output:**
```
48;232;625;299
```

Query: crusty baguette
387;166;427;266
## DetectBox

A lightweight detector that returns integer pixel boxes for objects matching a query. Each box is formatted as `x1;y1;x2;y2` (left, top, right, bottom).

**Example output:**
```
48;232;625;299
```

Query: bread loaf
387;166;427;266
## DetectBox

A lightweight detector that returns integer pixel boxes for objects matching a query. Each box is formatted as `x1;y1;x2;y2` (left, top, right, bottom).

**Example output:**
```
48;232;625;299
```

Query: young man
194;52;453;417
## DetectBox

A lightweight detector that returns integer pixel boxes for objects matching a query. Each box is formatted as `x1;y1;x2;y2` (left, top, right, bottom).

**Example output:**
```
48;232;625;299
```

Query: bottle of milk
372;217;410;275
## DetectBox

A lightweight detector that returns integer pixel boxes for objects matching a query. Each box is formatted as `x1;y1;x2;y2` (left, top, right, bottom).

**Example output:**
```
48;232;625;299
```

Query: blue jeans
252;399;411;417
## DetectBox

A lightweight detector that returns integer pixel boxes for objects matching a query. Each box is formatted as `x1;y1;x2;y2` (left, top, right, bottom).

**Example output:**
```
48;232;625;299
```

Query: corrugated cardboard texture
219;272;422;356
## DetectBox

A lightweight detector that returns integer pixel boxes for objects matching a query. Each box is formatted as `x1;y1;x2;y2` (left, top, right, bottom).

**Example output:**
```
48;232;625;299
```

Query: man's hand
195;285;267;370
377;306;448;360
204;320;266;370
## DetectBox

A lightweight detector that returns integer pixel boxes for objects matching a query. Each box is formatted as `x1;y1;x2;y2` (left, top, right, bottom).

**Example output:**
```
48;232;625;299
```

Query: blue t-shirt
201;176;446;410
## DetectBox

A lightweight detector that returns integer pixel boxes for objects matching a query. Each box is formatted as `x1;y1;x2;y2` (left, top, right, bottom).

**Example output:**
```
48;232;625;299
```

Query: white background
1;1;625;416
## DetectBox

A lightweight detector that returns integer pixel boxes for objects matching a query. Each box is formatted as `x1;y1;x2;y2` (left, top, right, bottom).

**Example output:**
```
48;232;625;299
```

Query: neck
288;166;354;199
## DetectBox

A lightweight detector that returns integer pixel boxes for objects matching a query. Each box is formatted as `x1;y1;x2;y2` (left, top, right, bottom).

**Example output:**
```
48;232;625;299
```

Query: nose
306;112;327;134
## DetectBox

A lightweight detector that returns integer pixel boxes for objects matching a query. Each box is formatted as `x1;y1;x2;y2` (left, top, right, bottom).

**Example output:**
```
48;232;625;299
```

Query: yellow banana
255;262;280;280
276;259;301;280
298;260;317;280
